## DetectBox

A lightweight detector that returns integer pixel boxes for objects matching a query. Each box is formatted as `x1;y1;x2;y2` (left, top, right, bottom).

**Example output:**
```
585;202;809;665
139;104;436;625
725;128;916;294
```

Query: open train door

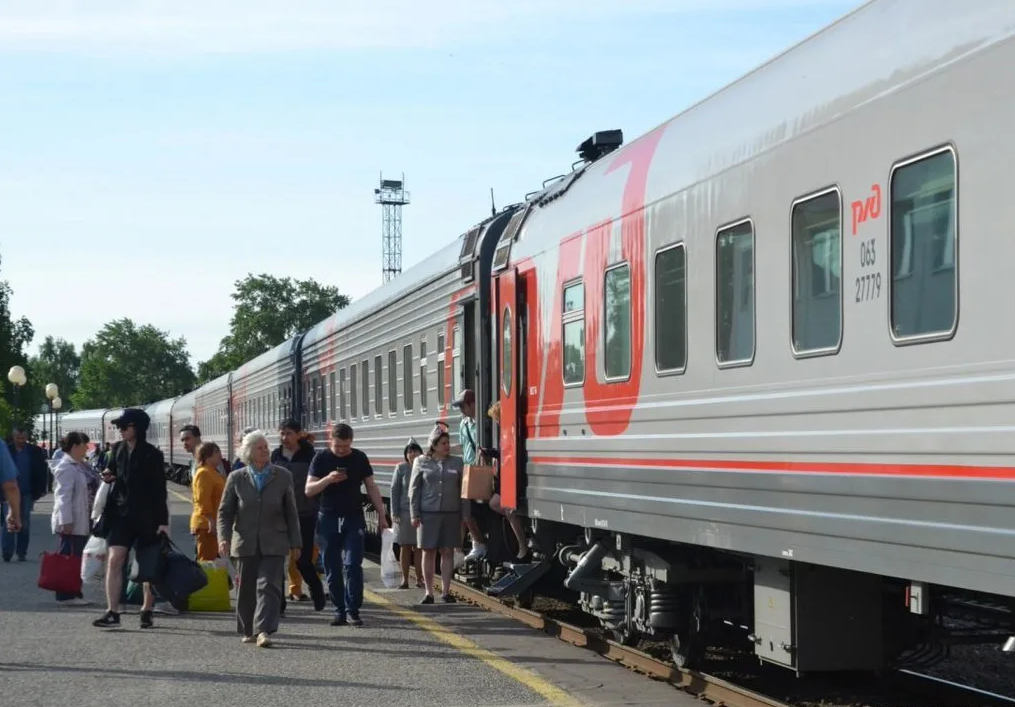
496;267;522;511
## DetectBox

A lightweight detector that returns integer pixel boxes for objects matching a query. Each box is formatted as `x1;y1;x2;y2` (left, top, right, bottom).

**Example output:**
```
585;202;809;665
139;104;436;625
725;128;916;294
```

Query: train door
497;268;523;511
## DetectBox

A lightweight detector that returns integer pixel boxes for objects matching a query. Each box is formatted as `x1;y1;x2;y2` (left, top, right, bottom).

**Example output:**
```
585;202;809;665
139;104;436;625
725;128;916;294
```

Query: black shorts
107;517;159;551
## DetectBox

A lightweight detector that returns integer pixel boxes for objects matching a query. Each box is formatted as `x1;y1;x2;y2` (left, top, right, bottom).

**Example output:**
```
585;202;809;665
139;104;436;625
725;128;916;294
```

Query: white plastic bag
81;535;108;584
91;481;111;523
380;528;401;589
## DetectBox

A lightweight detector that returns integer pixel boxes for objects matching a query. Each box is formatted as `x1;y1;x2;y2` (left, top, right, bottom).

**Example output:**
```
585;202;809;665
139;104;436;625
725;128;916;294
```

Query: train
43;0;1015;677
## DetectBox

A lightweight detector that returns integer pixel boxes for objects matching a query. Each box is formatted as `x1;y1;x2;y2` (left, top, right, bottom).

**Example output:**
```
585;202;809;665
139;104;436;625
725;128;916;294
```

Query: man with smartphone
305;423;388;627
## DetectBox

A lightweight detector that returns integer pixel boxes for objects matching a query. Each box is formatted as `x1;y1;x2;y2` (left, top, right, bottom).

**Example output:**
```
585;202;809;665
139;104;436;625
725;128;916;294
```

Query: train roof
59;408;107;422
194;371;231;397
303;233;465;347
145;398;176;417
515;0;1015;254
233;336;298;379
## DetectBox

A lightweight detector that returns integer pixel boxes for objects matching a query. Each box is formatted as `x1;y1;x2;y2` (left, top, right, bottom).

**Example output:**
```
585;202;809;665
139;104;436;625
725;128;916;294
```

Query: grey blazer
217;464;303;558
409;454;472;520
390;461;412;519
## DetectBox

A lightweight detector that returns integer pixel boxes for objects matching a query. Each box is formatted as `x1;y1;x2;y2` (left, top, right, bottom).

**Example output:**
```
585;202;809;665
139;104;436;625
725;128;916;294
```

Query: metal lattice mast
375;173;410;284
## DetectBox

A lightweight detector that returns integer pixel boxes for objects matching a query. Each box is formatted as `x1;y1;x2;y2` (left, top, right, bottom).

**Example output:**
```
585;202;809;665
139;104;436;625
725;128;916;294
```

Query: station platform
0;490;693;707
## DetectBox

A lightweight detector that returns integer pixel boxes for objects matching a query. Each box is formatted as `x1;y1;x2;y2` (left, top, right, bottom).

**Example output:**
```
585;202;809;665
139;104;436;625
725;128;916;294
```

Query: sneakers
348;611;363;626
153;601;179;616
57;598;91;607
419;595;434;605
241;635;256;644
93;610;121;628
256;632;272;648
441;594;457;604
140;610;154;629
464;543;487;563
330;615;348;626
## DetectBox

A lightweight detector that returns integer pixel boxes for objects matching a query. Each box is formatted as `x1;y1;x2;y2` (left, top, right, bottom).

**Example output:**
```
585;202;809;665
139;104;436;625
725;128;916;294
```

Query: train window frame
603;262;633;383
437;333;446;409
329;370;336;423
561;278;586;388
350;363;358;418
374;354;383;418
887;144;959;346
419;338;428;413
653;243;688;377
339;368;347;421
502;306;513;395
789;186;844;359
361;359;369;419
388;349;398;416
714;217;757;369
451;326;463;402
403;343;413;414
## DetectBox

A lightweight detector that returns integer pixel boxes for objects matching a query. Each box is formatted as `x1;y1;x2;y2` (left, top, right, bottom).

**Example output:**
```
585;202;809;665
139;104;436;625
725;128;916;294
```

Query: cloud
0;0;860;54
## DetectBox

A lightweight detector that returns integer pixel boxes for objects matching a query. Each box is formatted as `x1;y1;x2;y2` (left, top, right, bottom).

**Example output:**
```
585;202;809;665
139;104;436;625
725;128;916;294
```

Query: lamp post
45;384;59;458
7;365;26;411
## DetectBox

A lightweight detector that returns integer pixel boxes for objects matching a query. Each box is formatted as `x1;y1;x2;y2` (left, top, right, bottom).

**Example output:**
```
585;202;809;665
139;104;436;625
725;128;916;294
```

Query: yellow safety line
364;586;586;707
167;487;191;503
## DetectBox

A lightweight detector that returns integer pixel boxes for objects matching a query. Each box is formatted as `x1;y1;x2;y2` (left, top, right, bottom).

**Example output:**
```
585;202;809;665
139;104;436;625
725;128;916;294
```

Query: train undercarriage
391;507;1015;676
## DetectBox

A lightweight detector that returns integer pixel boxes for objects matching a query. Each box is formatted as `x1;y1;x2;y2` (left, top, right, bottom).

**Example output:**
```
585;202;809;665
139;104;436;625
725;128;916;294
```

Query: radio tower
374;173;410;284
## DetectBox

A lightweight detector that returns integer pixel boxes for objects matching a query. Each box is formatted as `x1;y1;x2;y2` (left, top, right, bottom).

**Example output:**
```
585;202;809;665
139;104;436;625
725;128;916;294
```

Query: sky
0;0;860;368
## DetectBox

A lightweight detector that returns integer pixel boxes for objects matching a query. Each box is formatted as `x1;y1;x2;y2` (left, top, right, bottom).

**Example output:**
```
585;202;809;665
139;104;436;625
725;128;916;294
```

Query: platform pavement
0;489;694;707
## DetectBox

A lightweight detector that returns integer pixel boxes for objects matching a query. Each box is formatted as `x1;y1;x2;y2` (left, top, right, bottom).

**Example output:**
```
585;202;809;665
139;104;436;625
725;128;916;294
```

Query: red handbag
38;542;83;595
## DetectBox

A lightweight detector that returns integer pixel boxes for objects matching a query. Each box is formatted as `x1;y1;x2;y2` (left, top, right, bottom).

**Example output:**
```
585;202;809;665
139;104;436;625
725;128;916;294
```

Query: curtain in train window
604;264;632;379
791;190;841;354
715;221;755;365
890;149;956;340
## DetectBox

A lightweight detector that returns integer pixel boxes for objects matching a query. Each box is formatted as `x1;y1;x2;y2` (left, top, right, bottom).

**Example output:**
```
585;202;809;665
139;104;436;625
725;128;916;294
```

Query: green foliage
198;274;349;383
0;252;35;434
28;336;81;410
73;318;196;409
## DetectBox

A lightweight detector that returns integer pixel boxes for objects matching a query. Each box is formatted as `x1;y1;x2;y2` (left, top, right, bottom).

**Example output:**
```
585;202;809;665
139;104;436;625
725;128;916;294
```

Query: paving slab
0;487;695;707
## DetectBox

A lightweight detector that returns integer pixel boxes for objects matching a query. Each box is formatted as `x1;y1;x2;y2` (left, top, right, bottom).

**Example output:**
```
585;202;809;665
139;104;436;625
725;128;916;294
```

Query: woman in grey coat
389;438;423;589
217;430;303;648
409;424;470;604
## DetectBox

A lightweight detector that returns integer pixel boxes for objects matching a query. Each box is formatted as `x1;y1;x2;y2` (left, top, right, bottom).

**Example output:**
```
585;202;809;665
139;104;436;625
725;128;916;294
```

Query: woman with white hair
409;423;470;604
217;429;303;648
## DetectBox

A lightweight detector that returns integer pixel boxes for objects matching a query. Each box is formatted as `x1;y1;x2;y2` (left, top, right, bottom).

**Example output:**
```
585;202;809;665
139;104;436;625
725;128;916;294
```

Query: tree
73;318;196;409
0;252;35;434
198;274;349;383
29;336;81;409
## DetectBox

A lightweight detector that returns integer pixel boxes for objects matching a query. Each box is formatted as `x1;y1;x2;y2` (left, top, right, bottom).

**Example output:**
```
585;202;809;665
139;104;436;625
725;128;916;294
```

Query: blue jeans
1;495;34;559
56;534;87;601
317;513;365;617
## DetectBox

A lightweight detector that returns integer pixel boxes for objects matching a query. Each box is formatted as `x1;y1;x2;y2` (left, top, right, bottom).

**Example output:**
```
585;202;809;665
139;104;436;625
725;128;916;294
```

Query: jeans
1;495;34;559
317;513;365;617
295;514;325;603
56;534;87;601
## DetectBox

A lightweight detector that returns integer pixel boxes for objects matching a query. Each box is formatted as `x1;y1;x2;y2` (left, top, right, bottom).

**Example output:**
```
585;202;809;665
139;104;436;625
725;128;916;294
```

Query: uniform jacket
7;442;50;501
217;464;302;558
409;454;471;519
190;463;226;533
389;461;412;519
270;439;318;517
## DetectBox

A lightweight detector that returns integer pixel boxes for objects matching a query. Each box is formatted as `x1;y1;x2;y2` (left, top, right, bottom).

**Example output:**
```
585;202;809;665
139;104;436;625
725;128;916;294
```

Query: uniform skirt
417;511;461;550
395;512;416;546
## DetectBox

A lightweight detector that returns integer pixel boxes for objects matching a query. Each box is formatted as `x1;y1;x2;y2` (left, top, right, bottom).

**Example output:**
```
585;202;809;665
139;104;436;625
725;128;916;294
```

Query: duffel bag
186;561;232;612
152;539;208;607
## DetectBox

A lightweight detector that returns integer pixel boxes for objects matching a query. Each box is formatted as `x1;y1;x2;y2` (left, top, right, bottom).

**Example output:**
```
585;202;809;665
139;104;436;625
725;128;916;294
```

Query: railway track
364;548;1015;707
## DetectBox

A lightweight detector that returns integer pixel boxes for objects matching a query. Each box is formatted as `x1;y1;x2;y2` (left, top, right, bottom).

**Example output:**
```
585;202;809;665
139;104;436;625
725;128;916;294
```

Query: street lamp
46;384;59;458
7;365;26;409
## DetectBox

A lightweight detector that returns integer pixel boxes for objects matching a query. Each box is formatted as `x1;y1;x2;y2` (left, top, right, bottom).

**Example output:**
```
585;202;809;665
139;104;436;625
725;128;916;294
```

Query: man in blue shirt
3;428;49;561
0;440;22;535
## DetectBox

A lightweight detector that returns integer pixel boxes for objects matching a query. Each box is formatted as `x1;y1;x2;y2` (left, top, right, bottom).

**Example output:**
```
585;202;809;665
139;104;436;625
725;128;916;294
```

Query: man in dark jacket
2;428;50;562
92;408;169;630
271;419;325;611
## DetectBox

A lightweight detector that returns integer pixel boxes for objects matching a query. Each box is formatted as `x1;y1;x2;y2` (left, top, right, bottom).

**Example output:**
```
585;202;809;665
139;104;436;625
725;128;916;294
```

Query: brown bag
461;463;495;501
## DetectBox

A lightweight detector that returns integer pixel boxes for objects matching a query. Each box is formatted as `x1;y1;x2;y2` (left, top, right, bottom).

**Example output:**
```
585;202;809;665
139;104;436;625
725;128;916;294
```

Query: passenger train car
53;0;1015;675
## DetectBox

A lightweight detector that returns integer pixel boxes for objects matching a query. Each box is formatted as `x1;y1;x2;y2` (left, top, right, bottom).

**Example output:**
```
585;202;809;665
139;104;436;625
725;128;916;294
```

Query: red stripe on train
528;455;1015;480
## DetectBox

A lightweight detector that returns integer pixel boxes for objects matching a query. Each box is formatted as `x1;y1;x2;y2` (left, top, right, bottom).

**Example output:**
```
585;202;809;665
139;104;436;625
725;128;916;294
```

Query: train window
419;340;428;412
715;219;755;367
452;327;462;401
339;368;347;421
889;147;957;342
350;364;358;418
403;344;413;412
654;244;687;373
502;307;513;394
328;371;335;423
791;189;842;356
604;263;632;380
562;280;585;386
437;333;446;407
361;360;369;418
374;354;383;416
388;350;398;414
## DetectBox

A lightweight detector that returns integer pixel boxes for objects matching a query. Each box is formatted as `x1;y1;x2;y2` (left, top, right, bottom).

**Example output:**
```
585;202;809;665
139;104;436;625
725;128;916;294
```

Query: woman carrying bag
47;432;99;606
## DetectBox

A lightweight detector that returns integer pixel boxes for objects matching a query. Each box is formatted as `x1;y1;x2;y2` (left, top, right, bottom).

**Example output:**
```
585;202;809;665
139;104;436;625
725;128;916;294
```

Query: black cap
112;408;150;431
